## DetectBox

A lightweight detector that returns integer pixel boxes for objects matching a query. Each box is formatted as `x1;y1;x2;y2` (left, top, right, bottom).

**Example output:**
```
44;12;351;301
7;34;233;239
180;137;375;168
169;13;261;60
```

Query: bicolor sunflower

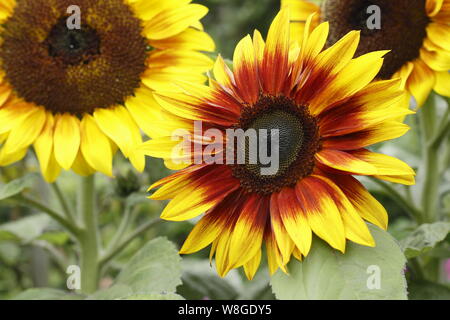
141;10;415;279
282;0;450;108
0;0;214;181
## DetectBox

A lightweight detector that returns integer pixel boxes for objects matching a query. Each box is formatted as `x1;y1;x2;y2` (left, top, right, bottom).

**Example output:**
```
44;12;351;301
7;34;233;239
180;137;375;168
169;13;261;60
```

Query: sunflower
282;0;450;108
141;10;415;279
0;0;214;182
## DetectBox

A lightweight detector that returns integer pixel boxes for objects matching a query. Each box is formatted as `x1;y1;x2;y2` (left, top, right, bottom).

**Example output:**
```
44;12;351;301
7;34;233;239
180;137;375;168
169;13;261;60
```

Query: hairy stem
78;175;100;294
420;96;440;223
17;195;81;237
105;203;133;255
50;182;76;225
370;178;421;220
100;218;160;268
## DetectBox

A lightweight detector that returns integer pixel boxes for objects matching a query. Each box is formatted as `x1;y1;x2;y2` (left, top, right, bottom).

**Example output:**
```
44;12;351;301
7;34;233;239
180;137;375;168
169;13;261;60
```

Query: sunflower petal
295;176;346;253
270;193;296;263
80;114;113;177
243;249;262;280
313;175;375;247
275;188;312;257
233;35;259;104
326;173;388;230
261;9;290;95
315;149;378;175
227;195;268;269
54;113;81;170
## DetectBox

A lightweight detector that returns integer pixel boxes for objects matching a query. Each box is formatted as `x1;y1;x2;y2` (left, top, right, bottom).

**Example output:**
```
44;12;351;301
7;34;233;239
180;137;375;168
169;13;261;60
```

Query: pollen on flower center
322;0;430;79
0;0;148;115
231;95;321;195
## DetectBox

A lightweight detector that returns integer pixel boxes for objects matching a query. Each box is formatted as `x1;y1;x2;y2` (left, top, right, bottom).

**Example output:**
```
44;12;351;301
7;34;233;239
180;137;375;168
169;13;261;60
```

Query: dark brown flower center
0;0;148;115
45;17;101;66
231;95;321;195
322;0;430;79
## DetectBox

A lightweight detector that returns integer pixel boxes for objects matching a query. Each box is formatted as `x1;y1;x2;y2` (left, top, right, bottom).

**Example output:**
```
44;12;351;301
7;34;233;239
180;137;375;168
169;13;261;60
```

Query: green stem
370;178;421;220
99;218;160;268
420;96;440;223
17;195;81;237
50;182;76;225
78;175;99;294
430;102;450;148
105;203;133;254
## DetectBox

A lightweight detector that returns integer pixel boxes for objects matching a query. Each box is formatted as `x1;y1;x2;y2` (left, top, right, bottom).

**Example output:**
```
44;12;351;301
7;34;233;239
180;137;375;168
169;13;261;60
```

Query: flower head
282;0;450;107
142;10;415;279
0;0;214;181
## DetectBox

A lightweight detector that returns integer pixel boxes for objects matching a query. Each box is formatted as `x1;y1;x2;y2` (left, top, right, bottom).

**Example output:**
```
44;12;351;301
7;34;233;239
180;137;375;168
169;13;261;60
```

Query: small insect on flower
141;10;415;279
282;0;450;108
0;0;214;181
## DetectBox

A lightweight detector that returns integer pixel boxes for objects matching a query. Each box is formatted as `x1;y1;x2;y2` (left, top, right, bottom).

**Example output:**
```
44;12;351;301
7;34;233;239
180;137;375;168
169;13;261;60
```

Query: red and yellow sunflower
141;10;415;279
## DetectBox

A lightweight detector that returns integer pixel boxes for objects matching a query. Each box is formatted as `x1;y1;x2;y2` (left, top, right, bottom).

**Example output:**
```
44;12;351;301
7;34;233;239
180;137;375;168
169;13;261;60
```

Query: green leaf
0;173;38;200
37;231;70;246
0;242;20;265
0;230;20;242
0;214;51;243
87;284;133;300
122;293;184;300
116;237;182;292
400;222;450;259
177;259;239;300
11;288;83;300
89;237;182;300
408;280;450;300
270;224;407;300
238;267;275;300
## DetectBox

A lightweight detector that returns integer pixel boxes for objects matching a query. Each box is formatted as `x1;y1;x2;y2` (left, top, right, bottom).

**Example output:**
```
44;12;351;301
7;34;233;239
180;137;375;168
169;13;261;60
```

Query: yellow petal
54;113;81;170
296;177;346;253
180;215;224;255
71;151;95;177
143;4;208;40
34;113;61;183
80;114;113;176
434;71;450;97
420;40;450;71
149;28;215;52
233;35;259;104
94;106;144;172
243;249;261;280
2;107;46;155
311;50;388;115
275;189;312;257
315;149;378;175
329;174;388;230
427;0;444;16
227;196;267;270
427;22;450;51
316;30;360;74
0;147;27;166
352;150;415;177
262;9;290;94
314;175;375;247
407;59;436;107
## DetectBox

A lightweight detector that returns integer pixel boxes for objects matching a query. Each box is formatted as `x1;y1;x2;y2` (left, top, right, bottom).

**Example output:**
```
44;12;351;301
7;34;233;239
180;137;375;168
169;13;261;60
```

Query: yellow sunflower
282;0;450;108
141;10;415;279
0;0;214;182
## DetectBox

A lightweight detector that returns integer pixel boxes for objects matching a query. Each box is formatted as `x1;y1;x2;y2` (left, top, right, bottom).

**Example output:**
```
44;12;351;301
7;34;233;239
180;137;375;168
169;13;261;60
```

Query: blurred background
0;0;449;300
